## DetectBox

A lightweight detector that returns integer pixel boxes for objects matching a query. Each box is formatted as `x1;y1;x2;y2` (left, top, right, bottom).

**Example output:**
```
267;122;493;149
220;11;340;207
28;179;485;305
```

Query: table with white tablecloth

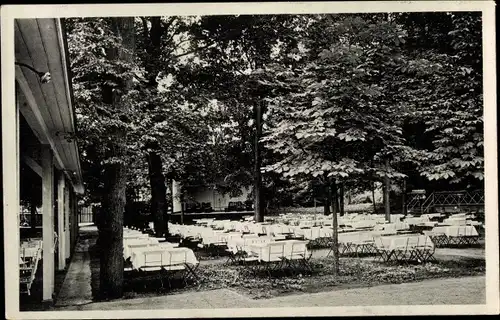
130;246;198;275
377;234;434;251
428;225;480;247
242;240;312;274
432;225;479;237
123;233;150;240
124;237;159;259
374;234;435;263
404;217;429;225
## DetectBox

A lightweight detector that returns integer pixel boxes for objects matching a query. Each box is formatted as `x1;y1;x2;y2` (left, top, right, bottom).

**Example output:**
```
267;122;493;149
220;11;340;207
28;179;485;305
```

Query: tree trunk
143;17;169;239
332;181;339;215
402;178;407;215
339;182;345;217
323;183;331;215
180;186;185;225
372;182;377;214
124;188;134;229
98;17;135;300
100;159;126;299
384;158;391;222
254;101;264;222
147;151;167;237
330;180;339;276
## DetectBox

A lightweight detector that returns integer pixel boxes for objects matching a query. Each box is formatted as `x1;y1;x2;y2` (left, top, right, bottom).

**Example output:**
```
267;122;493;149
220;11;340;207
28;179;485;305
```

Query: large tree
67;17;139;299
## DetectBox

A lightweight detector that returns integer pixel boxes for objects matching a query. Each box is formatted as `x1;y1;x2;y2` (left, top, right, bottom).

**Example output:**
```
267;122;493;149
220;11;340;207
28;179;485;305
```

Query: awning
15;18;84;194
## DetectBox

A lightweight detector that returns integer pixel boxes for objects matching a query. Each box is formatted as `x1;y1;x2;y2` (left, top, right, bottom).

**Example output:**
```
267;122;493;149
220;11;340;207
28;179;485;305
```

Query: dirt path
57;275;485;310
257;276;485;307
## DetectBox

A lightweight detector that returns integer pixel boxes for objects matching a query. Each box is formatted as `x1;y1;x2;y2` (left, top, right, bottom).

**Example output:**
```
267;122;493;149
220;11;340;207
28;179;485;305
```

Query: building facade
5;18;85;305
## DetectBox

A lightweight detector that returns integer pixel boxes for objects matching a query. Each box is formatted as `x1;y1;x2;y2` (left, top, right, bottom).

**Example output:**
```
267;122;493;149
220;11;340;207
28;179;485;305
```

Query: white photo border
2;1;498;318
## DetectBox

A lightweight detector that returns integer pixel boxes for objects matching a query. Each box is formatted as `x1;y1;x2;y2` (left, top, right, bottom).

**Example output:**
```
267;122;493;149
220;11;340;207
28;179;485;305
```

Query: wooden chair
259;242;286;279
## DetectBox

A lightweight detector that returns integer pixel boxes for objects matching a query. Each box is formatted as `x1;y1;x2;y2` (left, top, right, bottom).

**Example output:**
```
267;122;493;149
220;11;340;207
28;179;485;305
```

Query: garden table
375;234;435;263
328;231;376;255
123;233;149;240
404;217;429;225
432;225;478;237
123;237;159;258
301;227;322;240
245;240;312;275
431;225;479;246
131;246;200;285
346;220;376;229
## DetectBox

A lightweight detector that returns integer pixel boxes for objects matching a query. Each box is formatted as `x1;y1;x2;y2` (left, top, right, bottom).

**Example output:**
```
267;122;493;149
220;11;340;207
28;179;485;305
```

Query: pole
384;158;391;222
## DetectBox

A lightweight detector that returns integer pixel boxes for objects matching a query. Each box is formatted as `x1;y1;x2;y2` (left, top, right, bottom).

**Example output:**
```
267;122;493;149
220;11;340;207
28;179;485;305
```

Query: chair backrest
254;237;272;245
218;233;229;243
406;236;421;248
287;241;307;260
374;236;386;249
456;226;471;236
169;249;188;266
393;237;410;250
142;250;164;268
265;242;285;261
311;227;321;239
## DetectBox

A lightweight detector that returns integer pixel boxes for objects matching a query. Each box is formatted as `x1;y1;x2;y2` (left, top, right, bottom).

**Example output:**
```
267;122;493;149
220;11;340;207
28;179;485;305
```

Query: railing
421;193;435;213
407;190;484;214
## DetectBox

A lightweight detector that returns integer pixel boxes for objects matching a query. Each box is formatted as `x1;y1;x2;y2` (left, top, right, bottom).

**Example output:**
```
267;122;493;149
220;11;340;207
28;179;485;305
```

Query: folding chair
225;239;241;265
19;246;41;295
284;241;312;275
428;232;449;248
259;242;286;279
374;237;393;262
414;236;436;263
391;238;412;264
137;250;171;289
168;250;200;285
237;236;260;270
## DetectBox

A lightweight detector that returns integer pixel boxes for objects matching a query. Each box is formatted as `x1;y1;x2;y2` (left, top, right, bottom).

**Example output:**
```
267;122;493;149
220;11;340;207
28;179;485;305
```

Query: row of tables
171;222;313;274
123;229;199;278
187;213;481;262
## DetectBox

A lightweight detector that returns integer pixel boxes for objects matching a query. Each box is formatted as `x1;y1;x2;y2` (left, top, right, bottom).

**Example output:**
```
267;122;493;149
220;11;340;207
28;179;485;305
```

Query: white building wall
190;186;252;211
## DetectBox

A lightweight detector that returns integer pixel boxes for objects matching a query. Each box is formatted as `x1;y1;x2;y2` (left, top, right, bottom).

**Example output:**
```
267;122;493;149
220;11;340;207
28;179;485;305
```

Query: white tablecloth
130;247;198;270
432;225;479;237
231;236;271;253
247;240;309;261
337;231;375;244
442;218;467;226
345;220;376;229
301;227;322;240
377;235;434;250
123;233;150;240
404;217;429;225
124;238;159;258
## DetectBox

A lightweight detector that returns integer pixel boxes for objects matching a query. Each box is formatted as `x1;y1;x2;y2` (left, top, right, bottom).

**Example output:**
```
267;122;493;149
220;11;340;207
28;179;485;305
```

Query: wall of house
189;186;252;211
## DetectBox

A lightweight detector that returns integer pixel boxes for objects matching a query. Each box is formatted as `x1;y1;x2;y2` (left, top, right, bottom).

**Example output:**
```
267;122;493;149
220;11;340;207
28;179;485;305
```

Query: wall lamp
15;62;51;84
